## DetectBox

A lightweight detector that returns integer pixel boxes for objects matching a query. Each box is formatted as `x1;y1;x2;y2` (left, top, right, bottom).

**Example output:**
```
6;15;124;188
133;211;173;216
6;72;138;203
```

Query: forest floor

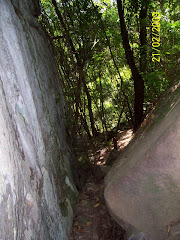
70;129;133;240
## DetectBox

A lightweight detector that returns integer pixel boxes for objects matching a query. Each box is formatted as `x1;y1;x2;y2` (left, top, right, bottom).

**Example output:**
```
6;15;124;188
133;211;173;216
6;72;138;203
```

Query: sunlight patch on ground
171;81;180;92
95;129;134;165
117;129;133;150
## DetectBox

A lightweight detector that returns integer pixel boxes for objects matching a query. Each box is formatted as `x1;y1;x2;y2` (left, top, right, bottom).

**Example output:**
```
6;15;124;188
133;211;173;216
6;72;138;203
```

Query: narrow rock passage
70;130;133;240
70;175;125;240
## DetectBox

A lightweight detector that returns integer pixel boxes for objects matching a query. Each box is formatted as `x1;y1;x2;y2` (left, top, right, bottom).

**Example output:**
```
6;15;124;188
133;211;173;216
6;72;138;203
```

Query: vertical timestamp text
152;12;160;62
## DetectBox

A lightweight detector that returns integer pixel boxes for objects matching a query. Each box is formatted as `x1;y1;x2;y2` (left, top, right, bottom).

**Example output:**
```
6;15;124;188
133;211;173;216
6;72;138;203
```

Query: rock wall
0;0;78;239
104;84;180;240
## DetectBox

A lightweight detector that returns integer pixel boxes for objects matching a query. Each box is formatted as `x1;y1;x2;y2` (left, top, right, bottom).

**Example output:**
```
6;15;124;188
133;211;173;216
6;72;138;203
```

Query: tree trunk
116;101;126;131
99;77;107;133
140;2;148;73
116;0;144;131
52;0;97;136
79;104;92;139
81;73;97;137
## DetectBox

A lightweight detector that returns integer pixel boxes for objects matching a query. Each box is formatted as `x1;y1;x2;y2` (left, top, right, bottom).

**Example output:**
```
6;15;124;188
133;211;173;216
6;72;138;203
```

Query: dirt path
70;175;125;240
70;130;133;240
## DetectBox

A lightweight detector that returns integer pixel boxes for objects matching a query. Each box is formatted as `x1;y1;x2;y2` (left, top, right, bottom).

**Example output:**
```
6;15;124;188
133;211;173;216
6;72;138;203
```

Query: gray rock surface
104;85;180;240
129;232;151;240
0;0;77;239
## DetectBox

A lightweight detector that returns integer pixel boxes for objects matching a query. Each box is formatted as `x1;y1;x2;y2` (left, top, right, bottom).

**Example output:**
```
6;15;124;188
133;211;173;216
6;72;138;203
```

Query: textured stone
129;232;151;240
104;85;180;240
0;0;77;239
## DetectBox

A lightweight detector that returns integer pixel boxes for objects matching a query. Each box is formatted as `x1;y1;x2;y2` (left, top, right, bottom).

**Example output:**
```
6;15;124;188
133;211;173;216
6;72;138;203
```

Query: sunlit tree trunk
80;72;97;137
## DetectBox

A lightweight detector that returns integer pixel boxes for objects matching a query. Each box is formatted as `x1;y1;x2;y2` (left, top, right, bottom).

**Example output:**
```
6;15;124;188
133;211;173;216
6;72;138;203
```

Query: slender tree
51;0;98;136
139;1;148;73
116;0;144;131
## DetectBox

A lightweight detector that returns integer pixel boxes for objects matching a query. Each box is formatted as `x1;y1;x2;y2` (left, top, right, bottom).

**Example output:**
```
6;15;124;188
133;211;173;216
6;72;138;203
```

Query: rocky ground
70;130;133;240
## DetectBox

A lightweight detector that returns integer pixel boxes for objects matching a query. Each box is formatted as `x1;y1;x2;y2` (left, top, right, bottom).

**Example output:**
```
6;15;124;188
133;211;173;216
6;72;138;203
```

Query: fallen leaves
75;225;82;232
94;203;100;208
86;221;93;227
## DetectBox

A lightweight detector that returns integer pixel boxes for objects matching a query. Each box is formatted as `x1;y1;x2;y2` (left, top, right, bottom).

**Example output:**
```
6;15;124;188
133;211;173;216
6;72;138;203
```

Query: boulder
104;85;180;240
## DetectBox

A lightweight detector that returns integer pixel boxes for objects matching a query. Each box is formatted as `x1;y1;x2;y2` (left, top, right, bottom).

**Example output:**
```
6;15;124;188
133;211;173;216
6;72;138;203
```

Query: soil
70;130;133;240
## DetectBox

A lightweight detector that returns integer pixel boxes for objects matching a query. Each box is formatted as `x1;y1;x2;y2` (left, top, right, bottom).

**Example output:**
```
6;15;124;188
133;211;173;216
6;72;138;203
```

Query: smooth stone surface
104;86;180;240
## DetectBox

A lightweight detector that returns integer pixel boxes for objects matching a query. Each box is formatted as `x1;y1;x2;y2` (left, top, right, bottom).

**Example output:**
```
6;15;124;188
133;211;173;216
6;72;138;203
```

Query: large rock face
104;85;180;240
0;0;78;239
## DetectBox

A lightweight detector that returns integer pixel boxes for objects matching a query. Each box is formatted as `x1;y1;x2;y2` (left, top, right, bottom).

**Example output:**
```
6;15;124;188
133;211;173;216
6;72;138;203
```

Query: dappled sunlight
117;129;134;150
171;81;180;92
90;129;134;166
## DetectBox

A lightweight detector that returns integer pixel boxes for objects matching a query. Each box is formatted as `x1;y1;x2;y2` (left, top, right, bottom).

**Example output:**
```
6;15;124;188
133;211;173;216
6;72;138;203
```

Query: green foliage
39;0;179;138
